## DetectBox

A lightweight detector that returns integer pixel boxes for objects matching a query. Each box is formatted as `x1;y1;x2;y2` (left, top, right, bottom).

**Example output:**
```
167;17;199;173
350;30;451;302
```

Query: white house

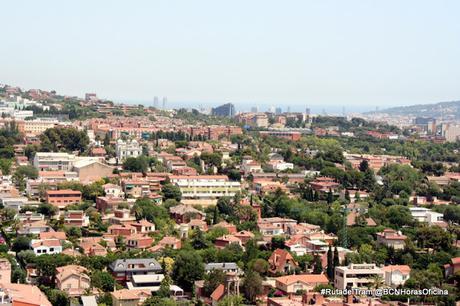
382;265;411;287
409;207;444;225
30;239;63;255
116;139;141;161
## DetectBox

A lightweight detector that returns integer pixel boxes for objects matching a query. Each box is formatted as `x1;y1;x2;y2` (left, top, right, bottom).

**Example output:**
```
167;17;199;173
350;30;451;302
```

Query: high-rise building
442;123;460;142
305;107;311;116
250;106;259;113
414;117;435;125
275;107;282;114
162;97;167;110
153;96;159;108
211;103;236;117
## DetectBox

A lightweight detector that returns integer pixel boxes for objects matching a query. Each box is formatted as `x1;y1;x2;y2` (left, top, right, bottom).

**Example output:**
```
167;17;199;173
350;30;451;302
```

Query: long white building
169;175;241;200
33;152;101;171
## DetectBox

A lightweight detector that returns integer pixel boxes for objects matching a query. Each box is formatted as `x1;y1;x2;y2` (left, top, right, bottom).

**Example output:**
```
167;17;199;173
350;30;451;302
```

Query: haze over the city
2;0;460;111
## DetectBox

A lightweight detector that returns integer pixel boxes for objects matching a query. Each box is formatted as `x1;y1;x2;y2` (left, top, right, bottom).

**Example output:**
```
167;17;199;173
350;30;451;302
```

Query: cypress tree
327;189;334;204
313;254;323;274
333;246;340;267
326;246;333;280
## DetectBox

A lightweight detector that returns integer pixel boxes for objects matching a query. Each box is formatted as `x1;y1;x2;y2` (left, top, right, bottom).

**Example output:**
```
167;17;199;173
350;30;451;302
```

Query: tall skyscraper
211;103;236;117
275;107;282;115
250;106;259;113
162;97;167;110
305;107;311;116
153;96;159;108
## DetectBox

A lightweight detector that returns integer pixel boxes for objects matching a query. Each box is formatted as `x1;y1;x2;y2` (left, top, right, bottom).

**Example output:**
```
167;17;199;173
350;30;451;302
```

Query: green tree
44;288;69;306
123;156;149;173
91;270;115;292
37;203;58;217
0;158;12;175
157;274;172;298
40;127;89;152
162;184;182;201
12;236;31;253
326;246;333;280
327;189;334;204
204;269;226;296
192;228;209;250
313;254;323;274
172;251;205;291
242;270;263;303
218;295;243;306
333;247;340;267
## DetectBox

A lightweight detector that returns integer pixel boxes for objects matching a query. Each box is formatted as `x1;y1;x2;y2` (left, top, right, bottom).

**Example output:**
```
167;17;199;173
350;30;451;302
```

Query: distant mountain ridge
366;100;460;119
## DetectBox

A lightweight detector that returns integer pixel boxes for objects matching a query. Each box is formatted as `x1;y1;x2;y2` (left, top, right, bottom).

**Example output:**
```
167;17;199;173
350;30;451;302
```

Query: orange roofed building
45;189;82;208
0;283;52;306
268;249;299;275
275;274;329;294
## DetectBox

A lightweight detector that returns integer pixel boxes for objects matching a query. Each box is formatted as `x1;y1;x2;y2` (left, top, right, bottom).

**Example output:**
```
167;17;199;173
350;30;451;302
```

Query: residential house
17;220;53;235
126;234;153;250
108;224;136;237
149;236;182;252
169;204;206;223
30;239;62;255
212;221;237;234
275;274;329;294
111;289;151;306
334;264;384;290
376;229;407;250
382;265;411;287
55;265;91;297
64;210;90;227
268;249;299;274
103;183;125;198
444;257;460;278
109;258;162;283
214;235;243;250
409;207;445;226
233;230;255;246
205;262;241;275
109;209;137;225
130;219;155;234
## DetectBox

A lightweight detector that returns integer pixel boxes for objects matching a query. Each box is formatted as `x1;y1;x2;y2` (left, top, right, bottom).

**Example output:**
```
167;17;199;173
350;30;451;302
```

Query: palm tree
370;275;384;289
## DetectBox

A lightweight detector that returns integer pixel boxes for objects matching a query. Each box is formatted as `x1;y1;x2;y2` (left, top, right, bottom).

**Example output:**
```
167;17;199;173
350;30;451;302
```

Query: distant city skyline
2;1;460;110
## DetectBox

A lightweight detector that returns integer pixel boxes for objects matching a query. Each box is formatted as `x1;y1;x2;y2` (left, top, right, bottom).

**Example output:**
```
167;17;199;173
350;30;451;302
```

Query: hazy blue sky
2;0;460;111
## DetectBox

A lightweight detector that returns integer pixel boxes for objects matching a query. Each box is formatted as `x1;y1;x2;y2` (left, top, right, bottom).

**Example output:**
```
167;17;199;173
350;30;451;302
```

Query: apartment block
334;264;384;290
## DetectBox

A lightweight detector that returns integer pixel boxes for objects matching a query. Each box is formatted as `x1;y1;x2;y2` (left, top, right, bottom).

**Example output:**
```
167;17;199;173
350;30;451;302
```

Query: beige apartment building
334;264;384;290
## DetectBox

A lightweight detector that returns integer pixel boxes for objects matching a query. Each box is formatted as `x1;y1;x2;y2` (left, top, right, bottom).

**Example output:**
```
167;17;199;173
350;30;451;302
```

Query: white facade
169;175;241;200
33;152;101;171
30;239;63;256
0;197;30;211
409;207;444;225
334;264;384;290
384;269;410;287
270;161;294;171
116;139;141;161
